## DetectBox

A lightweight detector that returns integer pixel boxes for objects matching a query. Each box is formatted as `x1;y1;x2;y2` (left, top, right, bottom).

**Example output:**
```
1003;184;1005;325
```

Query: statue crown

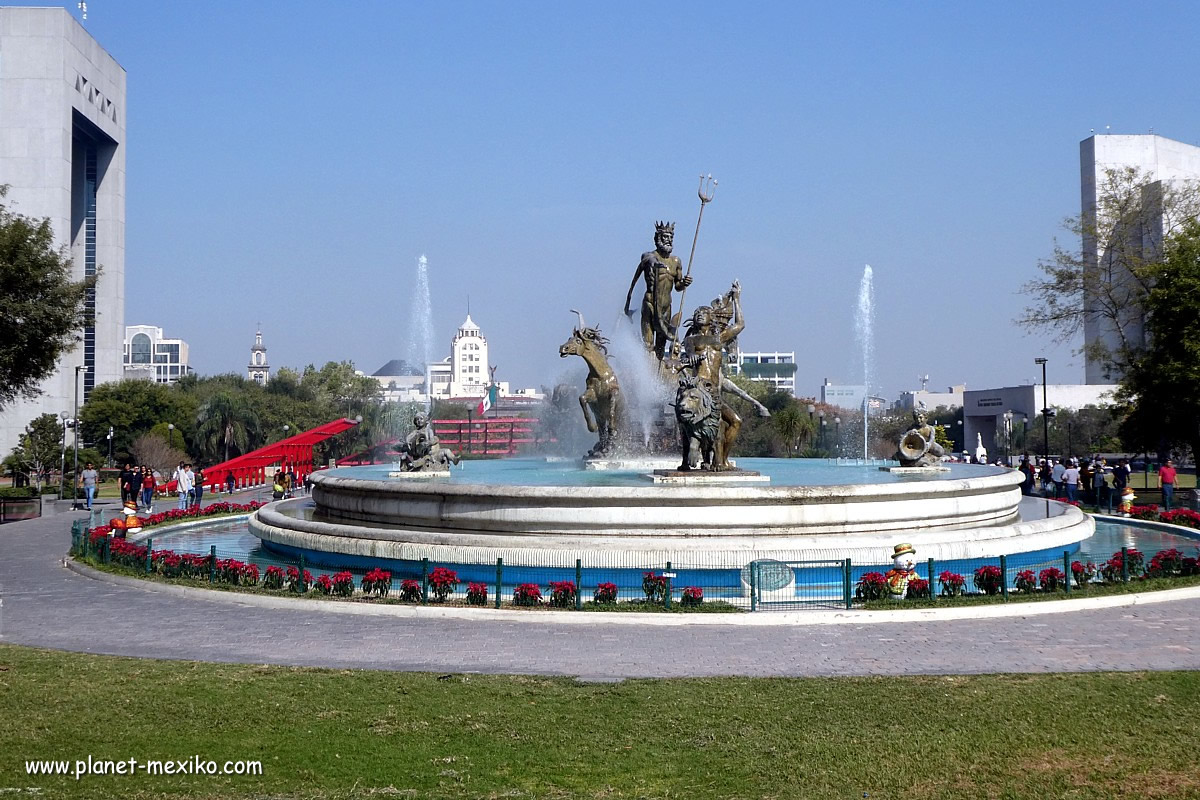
655;221;675;234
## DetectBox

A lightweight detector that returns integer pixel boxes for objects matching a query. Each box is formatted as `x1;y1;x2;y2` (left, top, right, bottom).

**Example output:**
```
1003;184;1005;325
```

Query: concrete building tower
449;314;489;398
0;8;126;455
247;328;270;385
1080;134;1200;383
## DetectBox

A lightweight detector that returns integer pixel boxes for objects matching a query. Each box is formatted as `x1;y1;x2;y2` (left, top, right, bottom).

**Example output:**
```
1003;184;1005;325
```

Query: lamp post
106;426;114;467
834;416;841;457
58;411;70;499
956;419;963;452
1021;416;1028;457
168;423;175;452
818;410;826;452
71;365;87;509
1035;358;1049;464
1003;411;1013;467
1067;421;1073;460
806;404;815;452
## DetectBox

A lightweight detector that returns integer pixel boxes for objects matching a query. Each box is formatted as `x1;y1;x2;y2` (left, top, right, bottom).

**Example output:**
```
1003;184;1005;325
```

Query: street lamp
168;423;175;451
58;411;70;499
71;365;88;509
106;426;114;467
1034;358;1049;464
834;416;841;456
1003;411;1013;467
818;409;826;452
956;419;963;452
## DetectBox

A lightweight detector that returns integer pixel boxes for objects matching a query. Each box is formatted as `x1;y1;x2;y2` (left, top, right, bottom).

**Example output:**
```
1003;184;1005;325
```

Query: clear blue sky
67;0;1200;398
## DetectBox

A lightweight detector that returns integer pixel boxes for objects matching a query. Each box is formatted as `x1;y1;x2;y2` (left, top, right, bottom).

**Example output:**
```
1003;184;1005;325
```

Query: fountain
249;188;1094;590
854;264;874;459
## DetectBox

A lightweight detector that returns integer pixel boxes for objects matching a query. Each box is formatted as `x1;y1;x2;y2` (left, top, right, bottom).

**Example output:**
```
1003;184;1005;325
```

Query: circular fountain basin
249;459;1094;570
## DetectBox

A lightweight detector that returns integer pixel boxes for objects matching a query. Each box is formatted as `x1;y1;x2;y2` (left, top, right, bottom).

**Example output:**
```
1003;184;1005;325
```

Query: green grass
1;645;1199;799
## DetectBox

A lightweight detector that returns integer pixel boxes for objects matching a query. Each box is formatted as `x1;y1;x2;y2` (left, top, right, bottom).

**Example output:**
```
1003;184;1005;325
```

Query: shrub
1071;560;1096;588
1147;548;1185;578
428;567;459;602
312;574;333;595
906;578;930;599
466;582;488;605
1039;567;1066;592
398;578;422;602
938;571;966;597
331;571;355;597
286;566;312;593
263;565;285;591
241;562;260;585
681;586;704;606
973;565;1004;595
361;568;392;598
1014;569;1037;593
642;572;668;603
593;582;618;604
855;572;888;601
548;580;577;608
1160;509;1200;529
1130;505;1159;520
1183;557;1200;577
1101;549;1145;582
513;583;542;606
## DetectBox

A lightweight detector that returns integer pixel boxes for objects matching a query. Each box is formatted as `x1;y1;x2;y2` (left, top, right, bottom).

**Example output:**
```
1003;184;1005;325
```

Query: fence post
1121;546;1129;583
421;557;429;604
575;558;582;611
999;555;1008;601
299;555;307;592
494;558;503;609
844;558;852;609
664;560;672;610
927;558;936;602
209;545;217;584
1063;550;1071;594
749;561;758;612
145;537;153;574
103;536;111;564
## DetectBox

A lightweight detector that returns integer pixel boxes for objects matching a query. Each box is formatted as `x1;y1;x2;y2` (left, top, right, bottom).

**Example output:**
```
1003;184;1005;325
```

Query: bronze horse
558;310;624;458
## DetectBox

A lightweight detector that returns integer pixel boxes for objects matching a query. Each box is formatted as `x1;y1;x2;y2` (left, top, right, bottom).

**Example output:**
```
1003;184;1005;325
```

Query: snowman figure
122;500;142;536
884;543;919;600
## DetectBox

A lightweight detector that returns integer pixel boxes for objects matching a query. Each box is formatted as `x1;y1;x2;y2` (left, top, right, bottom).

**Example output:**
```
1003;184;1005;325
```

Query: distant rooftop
372;359;423;377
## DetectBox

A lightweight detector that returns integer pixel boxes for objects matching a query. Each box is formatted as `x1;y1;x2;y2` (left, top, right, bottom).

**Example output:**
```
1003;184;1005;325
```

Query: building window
131;333;151;364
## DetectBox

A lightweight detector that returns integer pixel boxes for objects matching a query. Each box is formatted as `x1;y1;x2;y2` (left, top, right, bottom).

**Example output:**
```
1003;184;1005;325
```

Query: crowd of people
1011;455;1175;515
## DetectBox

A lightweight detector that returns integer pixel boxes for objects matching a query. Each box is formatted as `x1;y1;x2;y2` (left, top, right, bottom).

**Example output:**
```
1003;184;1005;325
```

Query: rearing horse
558;310;624;457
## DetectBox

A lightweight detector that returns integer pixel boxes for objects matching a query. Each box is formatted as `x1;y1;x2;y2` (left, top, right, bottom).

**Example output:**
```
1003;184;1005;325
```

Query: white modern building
1081;134;1200;383
895;384;966;411
123;325;193;383
730;350;797;394
0;7;126;455
819;379;886;415
247;328;270;385
962;383;1117;461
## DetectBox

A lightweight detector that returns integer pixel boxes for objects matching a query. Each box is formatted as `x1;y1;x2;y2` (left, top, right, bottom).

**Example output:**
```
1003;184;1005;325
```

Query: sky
63;0;1200;399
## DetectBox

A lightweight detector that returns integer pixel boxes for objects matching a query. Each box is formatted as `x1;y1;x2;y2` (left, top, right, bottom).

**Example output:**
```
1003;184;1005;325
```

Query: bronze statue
395;412;461;472
895;407;946;467
624;221;692;361
674;373;721;470
672;281;747;470
559;311;624;458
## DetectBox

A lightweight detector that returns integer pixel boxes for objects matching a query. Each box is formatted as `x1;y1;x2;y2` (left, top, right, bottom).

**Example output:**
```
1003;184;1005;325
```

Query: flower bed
86;501;265;545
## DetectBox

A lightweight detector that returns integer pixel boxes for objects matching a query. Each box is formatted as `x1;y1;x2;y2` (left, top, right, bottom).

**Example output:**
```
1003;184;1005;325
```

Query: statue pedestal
646;468;769;485
879;465;950;475
583;457;680;471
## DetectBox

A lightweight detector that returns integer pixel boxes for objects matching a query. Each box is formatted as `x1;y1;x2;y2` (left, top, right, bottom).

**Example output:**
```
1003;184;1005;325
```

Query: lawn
1;644;1197;799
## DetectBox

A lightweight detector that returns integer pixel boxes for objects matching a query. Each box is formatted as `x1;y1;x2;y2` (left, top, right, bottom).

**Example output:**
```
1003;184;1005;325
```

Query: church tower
247;326;270;385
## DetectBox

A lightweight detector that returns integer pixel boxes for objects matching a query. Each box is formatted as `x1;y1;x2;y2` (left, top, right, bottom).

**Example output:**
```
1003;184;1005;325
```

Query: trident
669;174;717;353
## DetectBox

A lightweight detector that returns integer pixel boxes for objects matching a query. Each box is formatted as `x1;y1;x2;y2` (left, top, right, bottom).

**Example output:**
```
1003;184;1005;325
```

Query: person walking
1158;459;1177;511
119;462;136;504
172;461;193;511
1091;459;1107;512
1051;458;1067;499
80;462;98;511
1112;458;1130;500
1062;460;1080;503
225;470;236;495
140;467;155;513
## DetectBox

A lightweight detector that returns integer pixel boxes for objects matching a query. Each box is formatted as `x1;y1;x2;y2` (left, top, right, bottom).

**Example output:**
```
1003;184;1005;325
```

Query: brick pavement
2;499;1199;678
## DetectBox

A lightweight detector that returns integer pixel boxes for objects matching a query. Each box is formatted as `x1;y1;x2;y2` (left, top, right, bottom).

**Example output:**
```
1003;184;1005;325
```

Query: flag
476;385;497;416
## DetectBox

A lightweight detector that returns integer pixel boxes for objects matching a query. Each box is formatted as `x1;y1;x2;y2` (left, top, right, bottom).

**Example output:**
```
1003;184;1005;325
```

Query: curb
62;558;1200;627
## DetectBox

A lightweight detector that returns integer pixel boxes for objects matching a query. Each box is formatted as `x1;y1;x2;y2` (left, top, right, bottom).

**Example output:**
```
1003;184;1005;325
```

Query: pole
466;408;473;456
72;366;83;509
667;174;717;354
59;416;67;499
1036;358;1049;463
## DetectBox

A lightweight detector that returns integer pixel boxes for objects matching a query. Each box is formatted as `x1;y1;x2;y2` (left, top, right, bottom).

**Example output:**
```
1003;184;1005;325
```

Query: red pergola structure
169;417;362;491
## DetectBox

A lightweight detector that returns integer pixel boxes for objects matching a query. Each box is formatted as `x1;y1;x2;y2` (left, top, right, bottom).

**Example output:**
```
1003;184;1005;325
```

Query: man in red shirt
1158;459;1178;511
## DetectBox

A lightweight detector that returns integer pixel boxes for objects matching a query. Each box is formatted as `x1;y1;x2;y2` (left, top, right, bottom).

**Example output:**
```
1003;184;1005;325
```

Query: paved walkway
2;502;1200;678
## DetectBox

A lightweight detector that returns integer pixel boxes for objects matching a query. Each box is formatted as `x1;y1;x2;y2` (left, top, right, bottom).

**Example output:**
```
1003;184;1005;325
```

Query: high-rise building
1080;134;1200;383
729;350;796;394
247;328;270;385
0;8;126;454
123;325;193;384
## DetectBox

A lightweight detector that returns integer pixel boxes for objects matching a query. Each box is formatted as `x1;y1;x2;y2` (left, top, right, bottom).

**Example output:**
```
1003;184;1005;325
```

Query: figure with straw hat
884;543;920;600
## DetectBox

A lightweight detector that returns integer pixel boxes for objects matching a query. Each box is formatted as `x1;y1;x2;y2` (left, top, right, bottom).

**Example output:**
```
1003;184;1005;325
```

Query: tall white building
1080;134;1200;383
0;8;126;455
730;350;797;394
123;325;192;383
247;328;270;385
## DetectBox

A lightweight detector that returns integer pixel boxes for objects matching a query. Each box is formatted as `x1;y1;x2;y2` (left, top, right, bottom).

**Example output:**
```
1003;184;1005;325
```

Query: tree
1117;218;1200;461
195;391;261;463
7;413;63;491
78;380;196;461
0;186;96;406
129;432;188;474
771;407;808;457
1020;167;1200;378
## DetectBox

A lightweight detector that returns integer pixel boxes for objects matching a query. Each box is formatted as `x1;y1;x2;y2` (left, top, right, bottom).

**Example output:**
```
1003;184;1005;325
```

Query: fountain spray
854;265;874;459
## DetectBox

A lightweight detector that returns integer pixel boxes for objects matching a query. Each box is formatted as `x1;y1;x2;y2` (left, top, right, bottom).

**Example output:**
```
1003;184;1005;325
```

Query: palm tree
195;391;261;463
772;407;812;457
